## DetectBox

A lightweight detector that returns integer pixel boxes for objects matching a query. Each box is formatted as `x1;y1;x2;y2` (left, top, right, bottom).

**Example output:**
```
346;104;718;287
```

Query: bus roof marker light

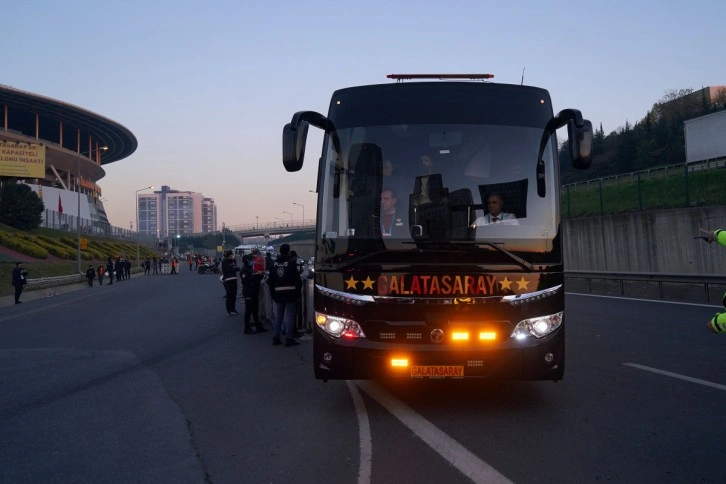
387;73;495;81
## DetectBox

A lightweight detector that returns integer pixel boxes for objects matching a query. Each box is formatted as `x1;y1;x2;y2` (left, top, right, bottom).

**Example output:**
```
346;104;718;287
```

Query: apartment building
138;185;217;238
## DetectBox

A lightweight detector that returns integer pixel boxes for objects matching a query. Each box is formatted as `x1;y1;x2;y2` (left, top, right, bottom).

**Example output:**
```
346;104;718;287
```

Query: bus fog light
544;353;554;364
323;352;333;363
511;312;563;339
391;358;409;367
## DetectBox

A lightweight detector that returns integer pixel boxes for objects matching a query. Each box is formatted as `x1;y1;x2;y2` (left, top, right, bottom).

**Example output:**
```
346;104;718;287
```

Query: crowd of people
77;253;238;290
221;244;306;347
83;256;142;286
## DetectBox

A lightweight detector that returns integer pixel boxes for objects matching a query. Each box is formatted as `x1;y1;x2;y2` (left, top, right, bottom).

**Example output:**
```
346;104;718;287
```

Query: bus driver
473;193;519;226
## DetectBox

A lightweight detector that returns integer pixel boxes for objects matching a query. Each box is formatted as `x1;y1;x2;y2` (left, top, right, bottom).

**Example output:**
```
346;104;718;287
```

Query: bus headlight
315;312;366;339
511;312;563;339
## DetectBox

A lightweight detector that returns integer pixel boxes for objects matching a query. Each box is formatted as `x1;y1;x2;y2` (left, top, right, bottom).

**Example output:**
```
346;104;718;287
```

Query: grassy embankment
561;168;726;218
0;223;161;297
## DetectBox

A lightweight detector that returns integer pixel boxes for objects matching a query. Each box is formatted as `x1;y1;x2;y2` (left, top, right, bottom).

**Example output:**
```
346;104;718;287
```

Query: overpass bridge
227;220;315;240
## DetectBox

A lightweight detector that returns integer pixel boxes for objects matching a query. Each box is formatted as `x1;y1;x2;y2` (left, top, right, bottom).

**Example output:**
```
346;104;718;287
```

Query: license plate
410;365;464;378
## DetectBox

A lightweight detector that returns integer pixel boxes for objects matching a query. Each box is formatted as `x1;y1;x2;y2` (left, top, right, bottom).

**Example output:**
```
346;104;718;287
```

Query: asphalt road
1;270;724;483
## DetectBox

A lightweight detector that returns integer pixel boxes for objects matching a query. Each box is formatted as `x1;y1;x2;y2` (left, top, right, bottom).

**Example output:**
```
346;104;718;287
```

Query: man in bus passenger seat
380;187;406;237
472;193;519;226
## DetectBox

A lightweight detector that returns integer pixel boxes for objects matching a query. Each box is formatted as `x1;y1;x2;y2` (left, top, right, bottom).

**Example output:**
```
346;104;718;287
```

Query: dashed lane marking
623;363;726;391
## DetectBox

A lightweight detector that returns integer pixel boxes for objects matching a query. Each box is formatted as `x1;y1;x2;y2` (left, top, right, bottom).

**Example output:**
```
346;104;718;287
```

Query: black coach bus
282;74;592;381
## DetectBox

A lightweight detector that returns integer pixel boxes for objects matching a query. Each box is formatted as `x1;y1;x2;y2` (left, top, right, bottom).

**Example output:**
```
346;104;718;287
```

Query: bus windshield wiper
475;241;536;272
404;240;536;272
322;249;394;271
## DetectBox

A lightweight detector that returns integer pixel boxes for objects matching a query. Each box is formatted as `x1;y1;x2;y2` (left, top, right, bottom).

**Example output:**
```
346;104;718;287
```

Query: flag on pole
58;194;63;214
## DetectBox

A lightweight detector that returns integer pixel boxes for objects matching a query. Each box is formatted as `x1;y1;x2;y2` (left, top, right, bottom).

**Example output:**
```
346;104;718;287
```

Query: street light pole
76;155;81;274
77;146;108;274
282;210;292;225
136;186;154;268
256;215;259;229
293;202;304;225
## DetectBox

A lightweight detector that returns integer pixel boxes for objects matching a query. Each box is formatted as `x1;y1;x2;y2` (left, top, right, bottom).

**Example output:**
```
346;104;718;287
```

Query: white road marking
623;363;726;391
355;381;513;484
346;381;372;484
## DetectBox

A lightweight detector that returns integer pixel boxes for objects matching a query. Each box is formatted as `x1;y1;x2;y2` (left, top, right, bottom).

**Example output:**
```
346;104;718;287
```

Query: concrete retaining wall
279;206;726;275
563;206;726;274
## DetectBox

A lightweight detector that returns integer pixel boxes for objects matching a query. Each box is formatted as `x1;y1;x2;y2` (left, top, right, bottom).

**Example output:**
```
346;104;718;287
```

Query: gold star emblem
362;276;375;290
499;277;513;290
345;276;359;290
516;277;530;290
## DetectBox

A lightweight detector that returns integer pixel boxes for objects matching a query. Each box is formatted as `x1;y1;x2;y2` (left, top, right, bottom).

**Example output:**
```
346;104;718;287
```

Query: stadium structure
0;83;137;234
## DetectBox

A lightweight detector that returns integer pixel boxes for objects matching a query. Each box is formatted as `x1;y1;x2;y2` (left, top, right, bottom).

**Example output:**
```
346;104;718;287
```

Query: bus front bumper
313;328;564;381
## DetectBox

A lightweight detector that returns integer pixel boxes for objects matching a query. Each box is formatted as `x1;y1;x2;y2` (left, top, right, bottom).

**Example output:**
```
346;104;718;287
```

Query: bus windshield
317;122;559;264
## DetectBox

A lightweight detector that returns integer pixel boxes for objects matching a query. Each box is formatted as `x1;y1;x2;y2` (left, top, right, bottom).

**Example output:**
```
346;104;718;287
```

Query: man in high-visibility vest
701;228;726;333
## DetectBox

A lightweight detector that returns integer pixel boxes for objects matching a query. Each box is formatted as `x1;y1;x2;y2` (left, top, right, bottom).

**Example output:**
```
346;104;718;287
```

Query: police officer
702;228;726;333
268;244;302;346
221;250;240;316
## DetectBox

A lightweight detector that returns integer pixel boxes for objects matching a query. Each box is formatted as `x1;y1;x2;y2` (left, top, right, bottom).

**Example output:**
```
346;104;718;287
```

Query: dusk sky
3;0;724;229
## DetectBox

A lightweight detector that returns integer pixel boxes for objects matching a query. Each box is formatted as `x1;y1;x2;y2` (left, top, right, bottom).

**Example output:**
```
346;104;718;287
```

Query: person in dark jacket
221;250;240;316
11;262;28;304
267;244;302;346
106;258;115;285
240;255;266;334
85;264;96;287
115;258;124;281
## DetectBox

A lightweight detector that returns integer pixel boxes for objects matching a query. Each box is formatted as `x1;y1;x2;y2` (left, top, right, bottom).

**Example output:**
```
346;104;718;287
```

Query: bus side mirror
567;119;593;170
282;121;309;172
283;111;329;173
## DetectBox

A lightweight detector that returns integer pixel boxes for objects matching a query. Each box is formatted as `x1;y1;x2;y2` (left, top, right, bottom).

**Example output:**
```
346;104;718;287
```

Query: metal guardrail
23;270;726;305
26;274;84;290
565;270;726;303
25;267;145;291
